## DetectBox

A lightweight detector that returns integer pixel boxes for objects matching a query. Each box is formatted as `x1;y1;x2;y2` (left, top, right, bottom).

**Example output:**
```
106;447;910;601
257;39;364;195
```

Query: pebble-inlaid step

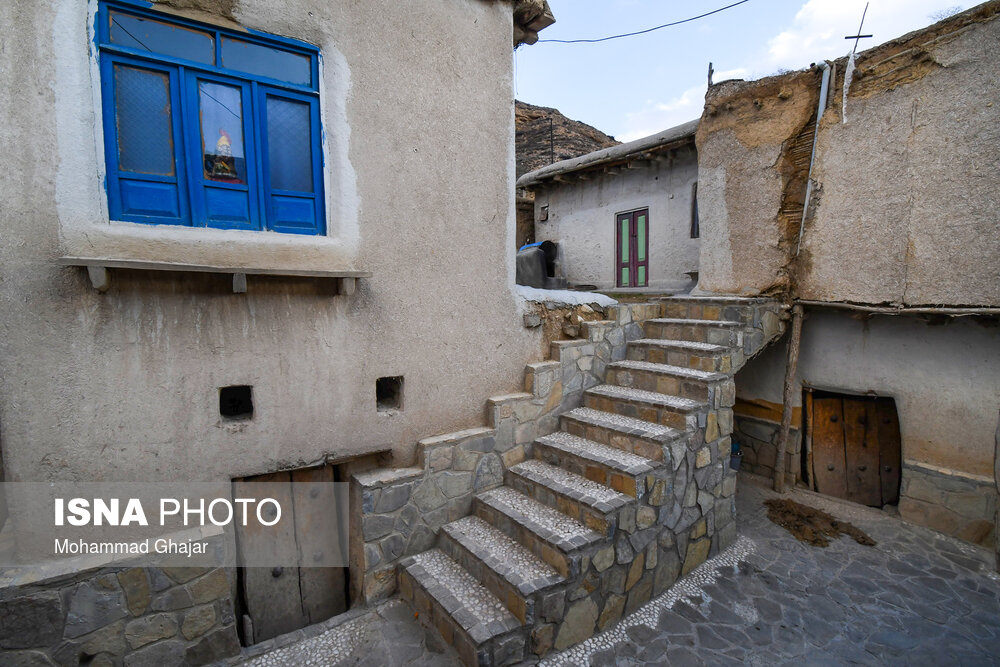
474;486;602;579
644;317;743;346
626;338;732;373
440;515;563;625
506;459;633;538
534;431;658;500
560;407;684;460
584;384;705;431
606;359;727;401
399;549;523;666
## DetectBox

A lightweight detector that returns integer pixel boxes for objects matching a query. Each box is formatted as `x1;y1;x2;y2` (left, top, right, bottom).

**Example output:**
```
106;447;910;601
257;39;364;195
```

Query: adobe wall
696;2;1000;306
533;146;700;292
734;309;999;546
0;0;542;484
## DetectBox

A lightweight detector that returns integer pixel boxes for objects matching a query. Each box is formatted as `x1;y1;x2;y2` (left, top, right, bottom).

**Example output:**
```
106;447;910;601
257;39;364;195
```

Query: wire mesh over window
266;97;313;193
113;64;175;176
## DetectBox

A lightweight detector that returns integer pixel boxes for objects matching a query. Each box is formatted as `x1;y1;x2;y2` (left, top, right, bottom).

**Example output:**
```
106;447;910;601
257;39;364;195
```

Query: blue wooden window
97;1;324;235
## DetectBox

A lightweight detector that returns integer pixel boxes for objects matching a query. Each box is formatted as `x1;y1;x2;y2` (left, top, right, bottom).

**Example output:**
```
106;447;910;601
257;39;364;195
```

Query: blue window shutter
102;56;190;226
98;1;323;235
183;73;262;230
258;87;324;235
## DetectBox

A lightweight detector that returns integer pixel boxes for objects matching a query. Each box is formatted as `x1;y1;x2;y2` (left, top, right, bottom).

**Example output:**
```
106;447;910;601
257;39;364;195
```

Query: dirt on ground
764;498;876;548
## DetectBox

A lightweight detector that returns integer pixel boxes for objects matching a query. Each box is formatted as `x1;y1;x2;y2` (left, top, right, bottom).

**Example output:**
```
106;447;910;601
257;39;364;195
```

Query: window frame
615;208;649;288
96;0;325;235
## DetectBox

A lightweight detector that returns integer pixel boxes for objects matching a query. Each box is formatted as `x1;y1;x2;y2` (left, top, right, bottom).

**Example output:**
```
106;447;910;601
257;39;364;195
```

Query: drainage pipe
794;61;832;257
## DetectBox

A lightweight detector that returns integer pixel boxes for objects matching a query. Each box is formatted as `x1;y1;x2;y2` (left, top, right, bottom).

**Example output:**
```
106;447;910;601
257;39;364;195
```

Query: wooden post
994;409;999;572
774;305;804;493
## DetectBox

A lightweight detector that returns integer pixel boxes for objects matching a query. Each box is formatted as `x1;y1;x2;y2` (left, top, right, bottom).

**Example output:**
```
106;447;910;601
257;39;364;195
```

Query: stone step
474;487;602;579
606;359;728;402
439;515;564;626
533;431;659;501
657;295;779;326
584;384;705;431
560;406;685;461
506;459;633;538
643;318;743;346
626;338;733;373
399;549;524;667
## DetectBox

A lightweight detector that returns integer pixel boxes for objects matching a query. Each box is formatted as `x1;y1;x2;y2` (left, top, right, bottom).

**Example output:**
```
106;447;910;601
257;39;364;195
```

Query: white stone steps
506;459;633;538
440;515;564;625
584;384;705;431
643;318;743;346
626;338;732;373
474;487;601;579
606;359;728;402
535;431;657;477
647;317;742;328
560;407;684;461
399;549;523;665
533;431;661;503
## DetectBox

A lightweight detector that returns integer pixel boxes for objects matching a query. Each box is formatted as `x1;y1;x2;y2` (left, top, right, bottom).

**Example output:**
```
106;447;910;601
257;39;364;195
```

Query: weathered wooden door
616;209;649;287
809;393;901;507
234;465;349;644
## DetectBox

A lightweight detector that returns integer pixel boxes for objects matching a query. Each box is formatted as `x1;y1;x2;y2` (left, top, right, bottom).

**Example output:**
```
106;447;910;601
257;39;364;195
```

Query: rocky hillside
515;100;619;178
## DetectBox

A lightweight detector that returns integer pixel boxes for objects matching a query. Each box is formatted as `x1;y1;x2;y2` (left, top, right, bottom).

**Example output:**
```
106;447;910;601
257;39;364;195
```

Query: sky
514;0;971;141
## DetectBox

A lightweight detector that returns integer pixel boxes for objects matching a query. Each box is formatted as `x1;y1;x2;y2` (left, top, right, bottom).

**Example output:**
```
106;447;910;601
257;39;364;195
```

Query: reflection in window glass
222;38;311;86
109;11;214;65
266;97;313;192
114;65;175;176
199;82;246;184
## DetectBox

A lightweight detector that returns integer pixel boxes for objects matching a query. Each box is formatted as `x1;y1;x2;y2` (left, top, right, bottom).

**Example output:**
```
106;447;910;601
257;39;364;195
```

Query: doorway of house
805;390;902;508
615;208;649;288
233;463;350;645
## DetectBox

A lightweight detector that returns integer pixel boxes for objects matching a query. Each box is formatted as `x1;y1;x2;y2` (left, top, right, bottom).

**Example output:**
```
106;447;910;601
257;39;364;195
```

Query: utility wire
537;0;751;44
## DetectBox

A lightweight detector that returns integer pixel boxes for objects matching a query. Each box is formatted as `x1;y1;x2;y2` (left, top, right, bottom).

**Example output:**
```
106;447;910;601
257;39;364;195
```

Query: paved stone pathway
239;599;462;666
543;477;1000;666
240;476;1000;666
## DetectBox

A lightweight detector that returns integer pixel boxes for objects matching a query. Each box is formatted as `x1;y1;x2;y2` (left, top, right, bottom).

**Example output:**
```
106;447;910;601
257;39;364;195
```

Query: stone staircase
397;296;786;666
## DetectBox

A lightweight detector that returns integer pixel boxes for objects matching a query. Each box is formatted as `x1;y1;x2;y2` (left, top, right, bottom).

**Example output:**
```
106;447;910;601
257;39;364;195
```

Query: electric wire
536;0;751;44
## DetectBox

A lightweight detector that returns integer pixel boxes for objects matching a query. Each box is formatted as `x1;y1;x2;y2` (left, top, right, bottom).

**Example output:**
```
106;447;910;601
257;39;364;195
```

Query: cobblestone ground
241;476;1000;666
239;599;462;666
544;478;1000;666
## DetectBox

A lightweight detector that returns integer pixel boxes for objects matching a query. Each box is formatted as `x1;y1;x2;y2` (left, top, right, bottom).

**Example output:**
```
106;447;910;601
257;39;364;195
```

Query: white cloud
614;0;969;142
766;0;971;72
618;84;705;142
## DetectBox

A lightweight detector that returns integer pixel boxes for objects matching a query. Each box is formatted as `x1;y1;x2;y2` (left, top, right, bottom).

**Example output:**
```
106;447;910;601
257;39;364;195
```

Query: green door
616;209;648;287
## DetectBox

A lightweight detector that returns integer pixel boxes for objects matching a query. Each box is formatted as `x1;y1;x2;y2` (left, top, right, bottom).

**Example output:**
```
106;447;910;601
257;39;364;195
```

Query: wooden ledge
60;257;371;295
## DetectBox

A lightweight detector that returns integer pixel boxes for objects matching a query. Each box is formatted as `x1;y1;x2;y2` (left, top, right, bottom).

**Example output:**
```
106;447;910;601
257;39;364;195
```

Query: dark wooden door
616;209;648;287
809;393;901;507
235;465;348;644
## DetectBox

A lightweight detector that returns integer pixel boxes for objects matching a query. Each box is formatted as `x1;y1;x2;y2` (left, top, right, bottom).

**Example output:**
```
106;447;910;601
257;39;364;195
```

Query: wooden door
615;209;649;288
808;393;901;507
234;465;348;644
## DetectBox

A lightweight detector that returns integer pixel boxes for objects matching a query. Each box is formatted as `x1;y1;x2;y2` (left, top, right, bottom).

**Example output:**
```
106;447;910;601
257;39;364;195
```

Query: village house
695;3;1000;549
1;1;997;666
518;120;700;293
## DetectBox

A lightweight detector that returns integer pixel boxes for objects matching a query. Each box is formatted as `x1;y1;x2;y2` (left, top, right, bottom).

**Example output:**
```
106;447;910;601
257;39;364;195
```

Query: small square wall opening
220;385;253;420
376;376;403;412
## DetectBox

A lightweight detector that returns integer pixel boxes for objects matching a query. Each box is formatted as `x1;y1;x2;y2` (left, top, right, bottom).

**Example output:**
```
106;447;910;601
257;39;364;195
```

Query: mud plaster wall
696;3;1000;306
735;310;1000;479
533;147;700;292
0;0;541;483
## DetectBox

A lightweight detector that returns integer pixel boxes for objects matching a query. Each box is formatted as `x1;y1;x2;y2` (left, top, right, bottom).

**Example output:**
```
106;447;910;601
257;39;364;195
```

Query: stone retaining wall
351;303;656;604
0;565;238;666
899;462;996;547
733;415;800;488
